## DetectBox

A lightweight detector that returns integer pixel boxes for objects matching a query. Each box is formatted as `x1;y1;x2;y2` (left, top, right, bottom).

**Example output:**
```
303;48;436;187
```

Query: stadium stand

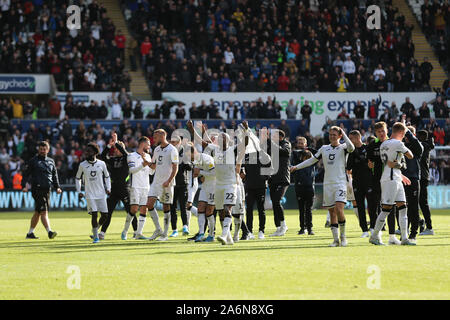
0;0;132;92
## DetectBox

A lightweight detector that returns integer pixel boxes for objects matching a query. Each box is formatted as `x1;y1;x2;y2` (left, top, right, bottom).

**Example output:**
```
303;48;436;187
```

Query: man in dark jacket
417;130;435;235
291;137;317;235
242;147;272;239
99;132;136;239
22;141;62;239
169;136;192;237
262;128;291;237
400;126;423;241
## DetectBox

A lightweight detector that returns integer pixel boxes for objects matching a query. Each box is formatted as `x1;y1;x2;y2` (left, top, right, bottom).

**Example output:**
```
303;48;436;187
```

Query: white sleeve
171;147;179;164
75;165;83;193
342;131;355;153
398;141;410;154
313;146;323;160
295;156;319;170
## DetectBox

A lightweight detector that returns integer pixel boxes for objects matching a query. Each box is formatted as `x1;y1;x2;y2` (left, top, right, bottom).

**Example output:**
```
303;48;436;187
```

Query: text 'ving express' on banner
162;92;436;136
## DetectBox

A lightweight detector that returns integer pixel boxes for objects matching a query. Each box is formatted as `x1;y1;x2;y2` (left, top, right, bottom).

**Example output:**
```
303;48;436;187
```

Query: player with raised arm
98;132;136;240
76;143;111;244
291;126;355;247
369;122;415;246
124;136;153;240
185;141;216;242
187;120;248;245
146;129;179;241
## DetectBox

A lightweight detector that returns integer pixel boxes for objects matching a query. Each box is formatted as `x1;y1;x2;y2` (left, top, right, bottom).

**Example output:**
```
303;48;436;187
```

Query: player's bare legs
328;202;346;247
371;201;412;245
159;203;172;240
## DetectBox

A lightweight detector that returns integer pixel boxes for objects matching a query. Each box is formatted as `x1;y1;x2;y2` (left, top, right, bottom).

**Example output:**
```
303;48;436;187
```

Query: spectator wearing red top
49;96;61;119
277;71;290;91
289;39;301;56
115;29;126;60
140;36;152;68
434;127;445;145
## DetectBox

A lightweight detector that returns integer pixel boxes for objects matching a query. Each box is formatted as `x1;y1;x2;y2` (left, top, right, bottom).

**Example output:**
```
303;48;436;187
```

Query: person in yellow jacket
10;98;24;119
336;72;349;92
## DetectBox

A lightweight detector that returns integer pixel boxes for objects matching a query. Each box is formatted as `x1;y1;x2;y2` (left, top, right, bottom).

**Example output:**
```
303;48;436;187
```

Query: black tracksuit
99;142;133;233
291;149;316;231
419;138;434;230
402;130;423;239
243;150;271;233
347;144;377;232
171;147;192;230
367;138;396;233
22;155;61;213
267;139;291;227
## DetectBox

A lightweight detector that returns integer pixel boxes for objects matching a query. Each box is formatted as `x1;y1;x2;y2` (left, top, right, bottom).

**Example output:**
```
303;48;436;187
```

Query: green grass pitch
0;209;449;300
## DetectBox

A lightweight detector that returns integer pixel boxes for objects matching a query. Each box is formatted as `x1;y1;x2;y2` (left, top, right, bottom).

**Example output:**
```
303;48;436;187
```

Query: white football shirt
207;144;237;186
76;159;111;199
194;153;215;184
152;143;179;186
314;143;351;185
127;151;152;189
380;139;410;182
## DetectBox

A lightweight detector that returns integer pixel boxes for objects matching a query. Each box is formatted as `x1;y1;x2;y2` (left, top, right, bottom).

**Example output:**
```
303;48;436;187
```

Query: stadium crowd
420;0;450;73
121;0;436;96
0;0;131;91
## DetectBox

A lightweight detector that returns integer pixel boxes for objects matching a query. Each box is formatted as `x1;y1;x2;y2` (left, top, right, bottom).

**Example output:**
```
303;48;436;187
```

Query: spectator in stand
419;102;431;119
367;95;382;120
336;72;350;92
301;101;313;131
140;36;152;68
277;71;290;92
49;96;61;119
401;97;415;118
433;96;446;118
10;98;23;119
175;103;186;120
286;99;298;119
115;29;126;60
420;57;433;88
337;108;350;120
353;101;365;119
434;127;445;146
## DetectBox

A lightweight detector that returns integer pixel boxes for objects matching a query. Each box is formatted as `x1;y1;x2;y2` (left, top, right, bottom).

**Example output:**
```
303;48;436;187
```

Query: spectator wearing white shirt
342;56;356;84
111;99;122;119
224;47;234;64
84;67;97;88
0;0;10;12
91;21;102;40
373;64;386;81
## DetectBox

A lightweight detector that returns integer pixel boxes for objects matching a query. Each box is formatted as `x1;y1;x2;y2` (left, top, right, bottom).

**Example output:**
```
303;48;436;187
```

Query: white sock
207;215;215;237
137;214;146;235
280;220;287;229
326;212;330;223
353;208;359;221
163;211;170;237
28;227;35;234
123;213;134;233
331;226;339;241
398;206;408;240
99;231;105;236
234;216;242;239
198;213;206;234
92;227;98;239
222;217;232;237
389;234;397;240
339;221;346;238
373;210;389;237
191;206;198;217
149;208;161;231
186;211;191;227
45;226;51;232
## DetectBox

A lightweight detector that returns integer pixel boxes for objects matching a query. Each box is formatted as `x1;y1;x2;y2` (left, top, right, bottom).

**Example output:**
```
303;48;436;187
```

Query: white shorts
323;183;347;208
187;180;199;203
86;198;108;213
148;183;174;204
215;184;237;210
198;183;215;205
381;180;406;205
232;184;246;215
347;180;355;201
130;187;149;206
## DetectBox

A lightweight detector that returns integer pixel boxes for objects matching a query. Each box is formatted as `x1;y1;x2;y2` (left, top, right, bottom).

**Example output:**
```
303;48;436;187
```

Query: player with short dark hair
76;142;111;243
22;141;62;239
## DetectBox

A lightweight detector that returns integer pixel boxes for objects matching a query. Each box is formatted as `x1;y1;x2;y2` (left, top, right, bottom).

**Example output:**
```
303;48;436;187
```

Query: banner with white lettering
162;92;436;135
